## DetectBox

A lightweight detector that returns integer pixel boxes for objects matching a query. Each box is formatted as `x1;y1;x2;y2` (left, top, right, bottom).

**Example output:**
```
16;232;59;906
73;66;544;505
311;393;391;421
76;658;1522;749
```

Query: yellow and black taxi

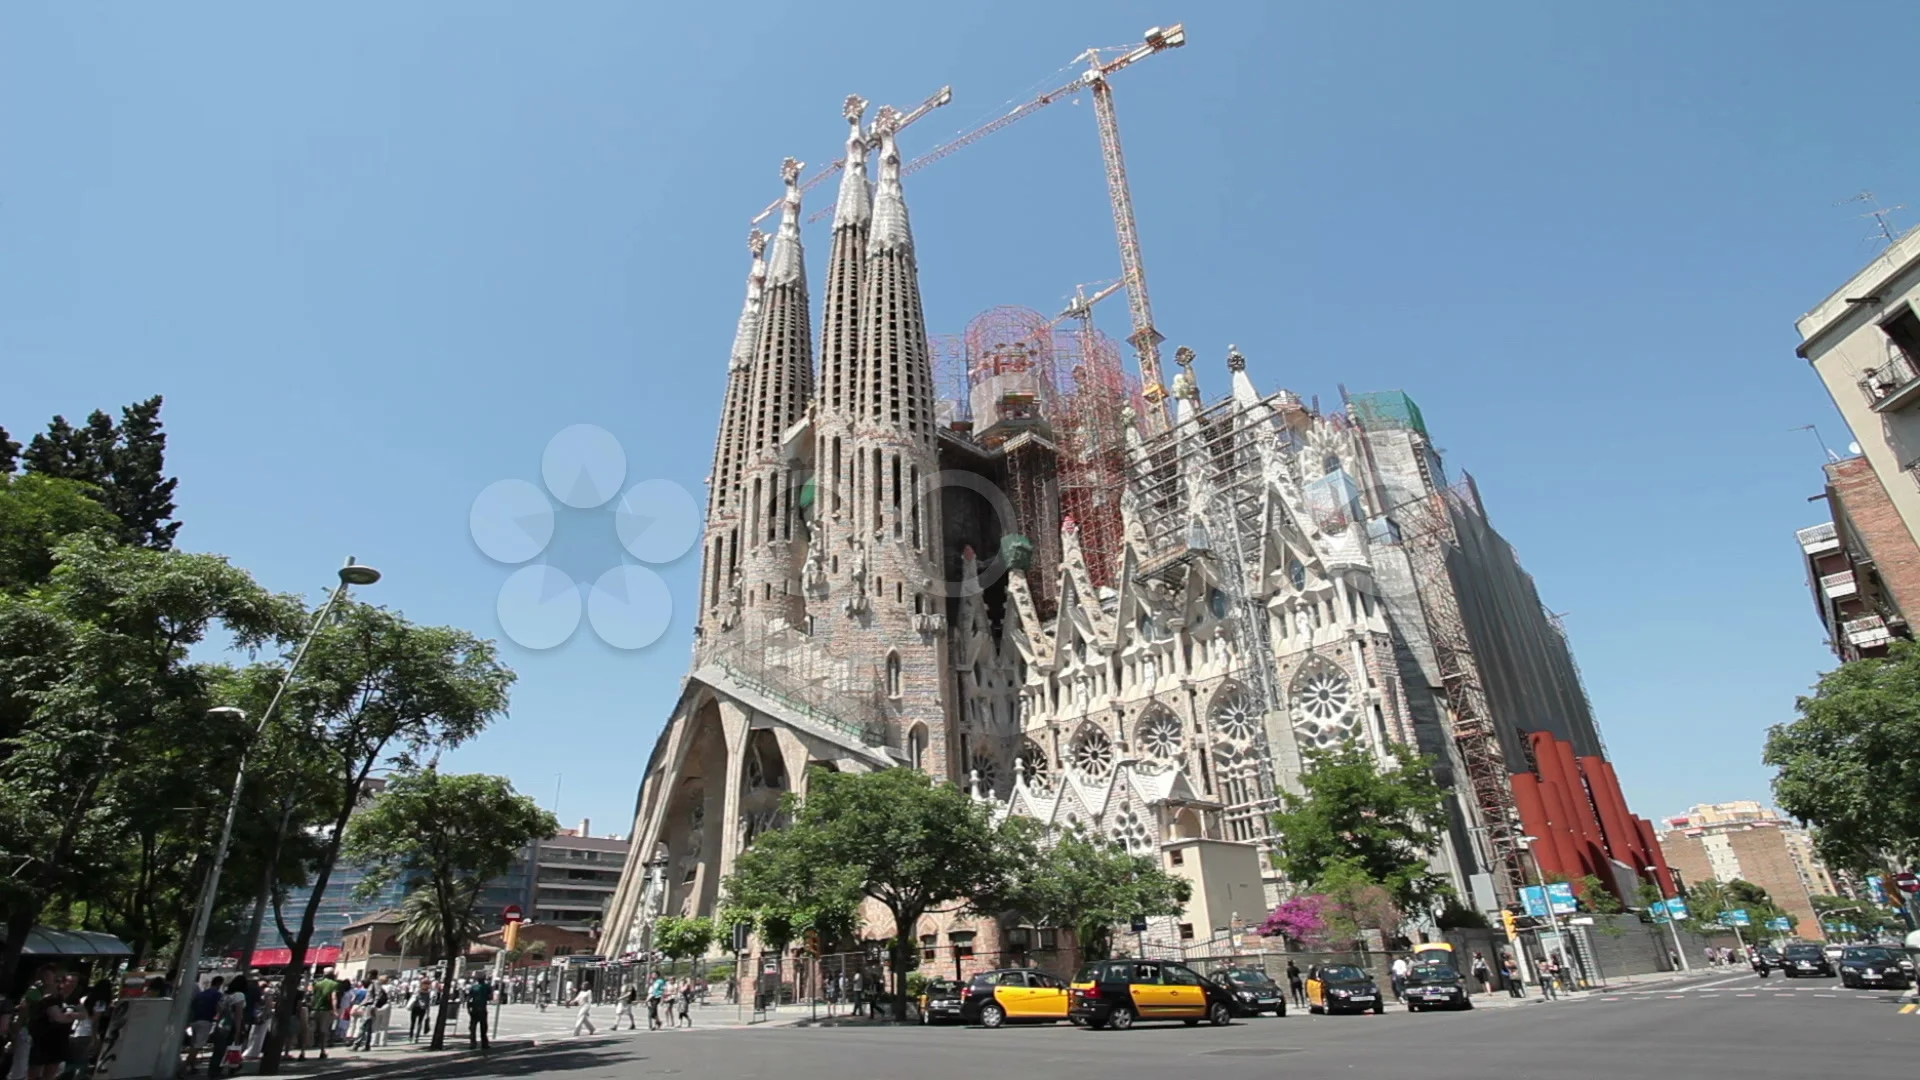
1305;963;1385;1015
917;978;965;1024
1403;958;1470;1012
958;968;1070;1027
1068;958;1237;1030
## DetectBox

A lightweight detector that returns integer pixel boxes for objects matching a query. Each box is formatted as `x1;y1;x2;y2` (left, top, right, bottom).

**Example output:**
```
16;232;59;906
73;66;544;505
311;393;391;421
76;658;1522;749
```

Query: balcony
1844;614;1893;649
1860;350;1920;413
1820;570;1859;600
1797;522;1840;556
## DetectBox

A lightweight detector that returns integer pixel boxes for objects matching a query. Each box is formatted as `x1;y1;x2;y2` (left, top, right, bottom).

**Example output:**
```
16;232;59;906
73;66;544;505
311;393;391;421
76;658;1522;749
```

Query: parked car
958;969;1069;1028
917;978;964;1025
1838;946;1915;990
1779;943;1833;978
1403;960;1471;1011
1069;958;1236;1030
1305;964;1385;1015
1208;967;1286;1017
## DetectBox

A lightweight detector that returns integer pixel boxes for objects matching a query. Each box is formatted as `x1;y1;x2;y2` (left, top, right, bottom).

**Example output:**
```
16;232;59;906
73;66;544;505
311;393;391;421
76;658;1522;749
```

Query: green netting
1000;533;1035;571
1348;390;1428;437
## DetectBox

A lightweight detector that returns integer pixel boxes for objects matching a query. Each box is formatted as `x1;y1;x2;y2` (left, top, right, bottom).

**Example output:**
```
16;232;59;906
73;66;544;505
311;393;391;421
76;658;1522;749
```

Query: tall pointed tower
738;158;816;634
837;106;954;774
696;229;768;654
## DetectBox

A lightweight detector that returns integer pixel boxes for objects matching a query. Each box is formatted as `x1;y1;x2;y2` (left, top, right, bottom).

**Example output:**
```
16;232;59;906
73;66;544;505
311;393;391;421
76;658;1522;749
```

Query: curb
261;1039;542;1079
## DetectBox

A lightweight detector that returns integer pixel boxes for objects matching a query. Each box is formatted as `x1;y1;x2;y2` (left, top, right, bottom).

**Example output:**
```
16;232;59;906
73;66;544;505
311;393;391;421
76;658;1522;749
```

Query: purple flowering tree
1258;894;1329;947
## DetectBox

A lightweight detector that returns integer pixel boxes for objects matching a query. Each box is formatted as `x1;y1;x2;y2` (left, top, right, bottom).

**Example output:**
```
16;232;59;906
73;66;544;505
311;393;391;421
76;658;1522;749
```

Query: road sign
1130;915;1148;933
1545;882;1578;915
1569;916;1595;926
1521;886;1550;918
1666;897;1690;921
502;904;524;924
1718;908;1751;927
1869;875;1891;905
1766;917;1792;932
731;922;752;953
1650;900;1668;923
1894;871;1920;894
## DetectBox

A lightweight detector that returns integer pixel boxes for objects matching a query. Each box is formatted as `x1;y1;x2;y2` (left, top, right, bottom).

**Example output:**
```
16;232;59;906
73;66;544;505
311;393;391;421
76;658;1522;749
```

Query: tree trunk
258;787;362;1073
431;952;458;1051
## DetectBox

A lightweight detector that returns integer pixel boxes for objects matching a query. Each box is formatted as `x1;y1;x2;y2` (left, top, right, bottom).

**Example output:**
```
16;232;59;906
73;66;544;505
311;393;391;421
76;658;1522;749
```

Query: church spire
868;106;914;256
833;95;872;230
699;228;771;637
730;229;769;370
767;157;806;286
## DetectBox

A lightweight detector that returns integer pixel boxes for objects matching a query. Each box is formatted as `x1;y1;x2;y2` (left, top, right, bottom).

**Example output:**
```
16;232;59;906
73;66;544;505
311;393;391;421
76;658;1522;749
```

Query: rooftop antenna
1838;191;1905;248
1790;423;1841;464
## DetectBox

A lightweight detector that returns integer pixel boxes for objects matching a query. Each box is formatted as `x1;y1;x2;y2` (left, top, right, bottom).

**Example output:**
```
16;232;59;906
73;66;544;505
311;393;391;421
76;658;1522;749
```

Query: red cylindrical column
1538;778;1592;879
1578;754;1631;861
1510;773;1561;876
1635;816;1676;896
1554;740;1606;852
1598;761;1651;870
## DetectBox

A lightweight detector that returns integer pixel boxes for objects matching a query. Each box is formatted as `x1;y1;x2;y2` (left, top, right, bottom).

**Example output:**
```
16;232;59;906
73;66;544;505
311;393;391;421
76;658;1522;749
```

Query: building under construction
600;25;1668;965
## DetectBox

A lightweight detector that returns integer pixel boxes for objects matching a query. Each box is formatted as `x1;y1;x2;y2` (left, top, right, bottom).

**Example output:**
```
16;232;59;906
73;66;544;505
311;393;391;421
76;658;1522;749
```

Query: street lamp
160;558;380;1079
1645;865;1691;972
1515;835;1576;990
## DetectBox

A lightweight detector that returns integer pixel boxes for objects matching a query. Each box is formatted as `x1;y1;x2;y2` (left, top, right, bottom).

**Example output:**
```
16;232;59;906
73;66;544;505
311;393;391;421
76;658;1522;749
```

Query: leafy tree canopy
1765;641;1920;874
1269;743;1453;916
652;915;717;962
0;475;118;593
17;398;181;549
987;820;1189;962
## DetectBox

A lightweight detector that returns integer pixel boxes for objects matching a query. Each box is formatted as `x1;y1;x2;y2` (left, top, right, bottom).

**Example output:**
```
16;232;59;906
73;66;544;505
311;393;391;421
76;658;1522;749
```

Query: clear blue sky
3;1;1904;836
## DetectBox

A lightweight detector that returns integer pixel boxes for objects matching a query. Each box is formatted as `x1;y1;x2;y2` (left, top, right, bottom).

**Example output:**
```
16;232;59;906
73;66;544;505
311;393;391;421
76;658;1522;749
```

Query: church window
887;651;903;698
906;722;927;770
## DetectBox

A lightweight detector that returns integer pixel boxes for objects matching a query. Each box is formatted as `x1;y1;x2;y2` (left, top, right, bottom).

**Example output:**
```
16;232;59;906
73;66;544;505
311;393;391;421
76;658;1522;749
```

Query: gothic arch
1134;704;1184;761
906;722;930;771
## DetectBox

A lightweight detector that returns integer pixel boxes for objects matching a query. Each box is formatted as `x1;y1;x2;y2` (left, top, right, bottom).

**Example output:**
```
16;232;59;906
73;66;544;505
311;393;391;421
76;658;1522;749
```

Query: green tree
0;534;299;988
1765;642;1920;875
721;768;1014;1020
653;915;717;965
989;821;1189;962
0;425;20;474
722;804;865;959
1269;743;1453;917
0;475;117;593
19;398;181;549
258;604;514;1071
343;770;555;1050
1315;858;1405;946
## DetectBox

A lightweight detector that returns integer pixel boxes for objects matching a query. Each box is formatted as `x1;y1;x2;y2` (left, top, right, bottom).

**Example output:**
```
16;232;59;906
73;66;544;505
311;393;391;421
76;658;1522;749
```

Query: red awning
237;946;341;968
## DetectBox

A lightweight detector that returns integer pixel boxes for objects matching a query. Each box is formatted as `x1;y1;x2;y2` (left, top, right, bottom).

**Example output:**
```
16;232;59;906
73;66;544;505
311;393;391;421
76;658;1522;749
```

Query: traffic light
1501;907;1519;939
504;921;521;952
804;930;821;957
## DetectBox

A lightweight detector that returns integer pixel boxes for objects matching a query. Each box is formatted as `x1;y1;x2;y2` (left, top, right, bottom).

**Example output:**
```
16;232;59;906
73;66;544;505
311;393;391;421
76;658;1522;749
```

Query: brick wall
1828;456;1920;625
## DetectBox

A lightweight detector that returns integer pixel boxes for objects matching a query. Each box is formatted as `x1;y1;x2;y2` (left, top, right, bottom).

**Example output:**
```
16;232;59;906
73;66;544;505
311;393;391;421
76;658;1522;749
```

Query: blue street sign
1521;886;1550;918
1766;917;1792;932
1650;900;1668;922
1666;897;1690;921
1718;908;1751;927
1869;875;1891;906
1546;882;1578;915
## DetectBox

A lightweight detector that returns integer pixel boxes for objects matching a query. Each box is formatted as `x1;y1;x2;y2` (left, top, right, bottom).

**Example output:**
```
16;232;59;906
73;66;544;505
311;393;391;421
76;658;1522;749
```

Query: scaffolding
1053;323;1135;593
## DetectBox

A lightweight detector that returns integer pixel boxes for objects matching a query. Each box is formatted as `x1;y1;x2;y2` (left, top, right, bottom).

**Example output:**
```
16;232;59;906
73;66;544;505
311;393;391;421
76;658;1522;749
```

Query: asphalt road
366;973;1914;1080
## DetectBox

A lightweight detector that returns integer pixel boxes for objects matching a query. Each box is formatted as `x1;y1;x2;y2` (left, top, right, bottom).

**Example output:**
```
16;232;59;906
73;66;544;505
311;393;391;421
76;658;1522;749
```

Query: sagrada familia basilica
600;94;1673;965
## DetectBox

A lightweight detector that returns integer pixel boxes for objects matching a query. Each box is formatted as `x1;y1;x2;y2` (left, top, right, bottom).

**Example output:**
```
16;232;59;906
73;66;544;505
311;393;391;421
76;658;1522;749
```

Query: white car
1824;944;1845;964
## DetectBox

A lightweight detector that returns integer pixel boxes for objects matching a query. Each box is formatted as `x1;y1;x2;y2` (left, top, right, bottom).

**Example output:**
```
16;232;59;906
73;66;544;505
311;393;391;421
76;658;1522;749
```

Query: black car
918;978;964;1024
1209;967;1287;1017
1779;943;1833;979
1838;946;1915;990
1750;946;1782;973
1309;964;1386;1015
1069;958;1239;1030
1403;961;1471;1011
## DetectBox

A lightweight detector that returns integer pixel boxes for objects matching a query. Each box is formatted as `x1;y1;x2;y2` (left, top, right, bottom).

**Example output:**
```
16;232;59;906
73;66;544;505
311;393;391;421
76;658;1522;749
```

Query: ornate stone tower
696;229;768;653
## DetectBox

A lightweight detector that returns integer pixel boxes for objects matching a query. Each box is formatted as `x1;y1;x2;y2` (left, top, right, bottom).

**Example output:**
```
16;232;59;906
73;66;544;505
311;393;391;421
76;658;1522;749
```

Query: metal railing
1859;350;1920;408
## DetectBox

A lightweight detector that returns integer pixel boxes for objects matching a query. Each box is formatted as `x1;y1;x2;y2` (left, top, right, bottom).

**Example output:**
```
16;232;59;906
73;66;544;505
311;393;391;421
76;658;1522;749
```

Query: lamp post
1645;865;1691;971
1515;836;1575;992
158;558;380;1079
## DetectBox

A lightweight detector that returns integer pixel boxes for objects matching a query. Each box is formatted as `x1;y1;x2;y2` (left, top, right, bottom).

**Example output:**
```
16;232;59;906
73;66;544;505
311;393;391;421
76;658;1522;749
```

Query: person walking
186;977;225;1075
1537;955;1559;1000
1470;952;1492;995
407;981;429;1043
465;974;493;1053
1502;955;1523;998
1389;955;1410;1002
616;985;639;1030
646;974;666;1031
676;978;694;1028
305;970;340;1061
24;968;77;1080
1285;960;1305;1008
571;988;596;1037
206;977;247;1079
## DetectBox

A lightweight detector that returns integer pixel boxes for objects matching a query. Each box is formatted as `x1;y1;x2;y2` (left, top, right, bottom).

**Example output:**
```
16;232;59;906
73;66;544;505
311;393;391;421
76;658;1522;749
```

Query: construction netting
1347;390;1428;438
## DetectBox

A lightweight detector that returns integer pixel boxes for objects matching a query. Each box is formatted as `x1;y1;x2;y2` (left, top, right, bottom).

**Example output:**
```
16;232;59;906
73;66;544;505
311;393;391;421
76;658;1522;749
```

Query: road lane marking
1899;1003;1916;1014
1815;994;1836;998
1736;993;1756;998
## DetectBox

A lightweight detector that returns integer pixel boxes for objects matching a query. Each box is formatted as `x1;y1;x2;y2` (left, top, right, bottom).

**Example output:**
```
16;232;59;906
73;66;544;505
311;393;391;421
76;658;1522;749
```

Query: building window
920;934;938;961
907;723;928;771
1169;848;1184;866
1179;923;1195;941
950;931;976;958
1884;304;1920;359
887;652;902;697
1036;928;1059;952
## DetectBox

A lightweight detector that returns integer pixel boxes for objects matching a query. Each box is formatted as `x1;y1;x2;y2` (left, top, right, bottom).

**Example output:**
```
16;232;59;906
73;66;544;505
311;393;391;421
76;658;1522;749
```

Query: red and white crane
749;85;953;227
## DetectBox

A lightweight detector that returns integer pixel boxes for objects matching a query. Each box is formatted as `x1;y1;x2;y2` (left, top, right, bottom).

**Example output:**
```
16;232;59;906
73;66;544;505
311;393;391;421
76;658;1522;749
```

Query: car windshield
1783;946;1822;958
1844;947;1895;962
1222;970;1274;987
1321;966;1366;982
1410;964;1459;981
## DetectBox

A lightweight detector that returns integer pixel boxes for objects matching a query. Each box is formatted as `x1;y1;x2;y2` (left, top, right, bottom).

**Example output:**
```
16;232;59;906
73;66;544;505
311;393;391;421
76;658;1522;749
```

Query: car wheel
980;1003;1005;1029
1275;1004;1287;1018
1109;1008;1135;1031
1461;999;1473;1010
1209;1003;1232;1027
1372;1001;1386;1015
1309;1003;1322;1015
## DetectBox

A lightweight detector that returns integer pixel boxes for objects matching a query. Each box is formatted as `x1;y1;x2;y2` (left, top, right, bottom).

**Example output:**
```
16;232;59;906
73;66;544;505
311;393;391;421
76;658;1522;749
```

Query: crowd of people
1;966;116;1080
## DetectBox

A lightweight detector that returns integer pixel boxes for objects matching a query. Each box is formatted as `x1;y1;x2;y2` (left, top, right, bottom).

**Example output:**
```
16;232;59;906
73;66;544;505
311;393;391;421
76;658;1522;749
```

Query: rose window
1019;739;1051;786
1210;685;1261;743
971;751;1001;795
1137;710;1184;759
1069;725;1115;780
1291;659;1358;747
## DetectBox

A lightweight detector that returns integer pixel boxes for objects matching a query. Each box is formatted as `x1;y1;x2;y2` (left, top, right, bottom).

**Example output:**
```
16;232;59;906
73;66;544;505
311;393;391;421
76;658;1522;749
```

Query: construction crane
750;84;953;227
881;25;1186;430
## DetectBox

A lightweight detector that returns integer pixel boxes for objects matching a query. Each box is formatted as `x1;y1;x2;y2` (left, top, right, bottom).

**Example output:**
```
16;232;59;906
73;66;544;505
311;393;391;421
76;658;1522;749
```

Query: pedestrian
1389;955;1410;1002
465;974;493;1052
1537;955;1558;1000
408;981;429;1043
1285;960;1305;1008
1551;951;1574;993
304;969;339;1061
1471;952;1492;995
186;976;225;1075
207;977;247;1079
25;967;77;1080
1669;949;1681;970
646;974;666;1031
616;985;638;1030
676;978;693;1028
1502;956;1522;998
354;978;391;1050
74;976;112;1074
571;988;596;1037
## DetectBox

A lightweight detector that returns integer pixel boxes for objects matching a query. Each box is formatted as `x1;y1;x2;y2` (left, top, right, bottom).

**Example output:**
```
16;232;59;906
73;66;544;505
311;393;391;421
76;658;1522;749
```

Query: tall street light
158;558;380;1079
1514;835;1576;990
1646;864;1691;972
